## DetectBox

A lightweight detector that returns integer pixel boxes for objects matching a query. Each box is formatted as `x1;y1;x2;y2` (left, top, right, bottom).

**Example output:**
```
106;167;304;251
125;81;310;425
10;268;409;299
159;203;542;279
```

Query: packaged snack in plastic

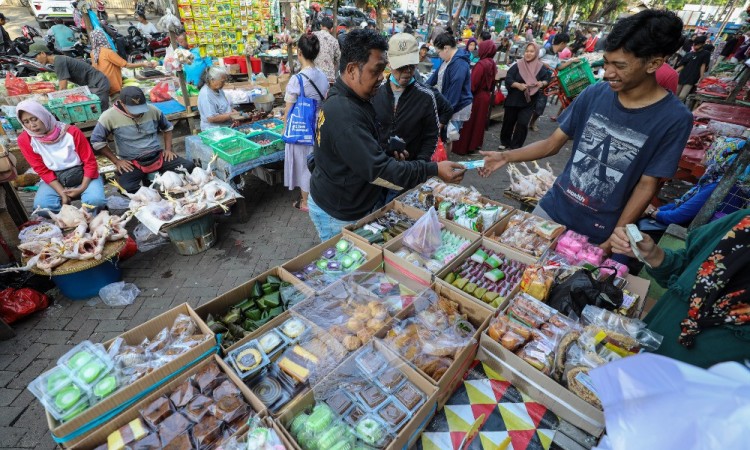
519;265;555;301
402;207;443;257
276;322;347;388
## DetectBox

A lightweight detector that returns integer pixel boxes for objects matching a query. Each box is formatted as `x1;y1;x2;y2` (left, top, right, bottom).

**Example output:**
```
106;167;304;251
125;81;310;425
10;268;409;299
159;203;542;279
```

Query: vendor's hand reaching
114;159;134;173
610;226;664;267
164;150;178;162
478;150;509;177
437;161;466;184
60;193;71;205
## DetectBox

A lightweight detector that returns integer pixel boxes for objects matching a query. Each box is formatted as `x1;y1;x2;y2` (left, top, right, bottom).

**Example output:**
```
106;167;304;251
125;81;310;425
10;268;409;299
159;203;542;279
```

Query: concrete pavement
0;112;572;448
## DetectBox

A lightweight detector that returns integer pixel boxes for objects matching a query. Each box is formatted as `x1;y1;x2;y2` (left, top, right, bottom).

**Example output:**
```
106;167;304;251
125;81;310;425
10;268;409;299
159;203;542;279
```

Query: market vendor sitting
91;86;195;193
198;66;236;131
26;42;112;111
16;100;105;213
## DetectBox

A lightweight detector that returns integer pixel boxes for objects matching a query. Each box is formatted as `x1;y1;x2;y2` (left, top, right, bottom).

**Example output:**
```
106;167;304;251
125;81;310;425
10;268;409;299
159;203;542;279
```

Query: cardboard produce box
383;218;481;286
48;303;216;449
378;282;491;409
480;332;606;436
343;200;424;248
73;355;267;449
280;233;383;292
484;210;565;258
277;340;439;450
435;237;540;311
174;94;198;108
194;267;314;354
398;195;515;235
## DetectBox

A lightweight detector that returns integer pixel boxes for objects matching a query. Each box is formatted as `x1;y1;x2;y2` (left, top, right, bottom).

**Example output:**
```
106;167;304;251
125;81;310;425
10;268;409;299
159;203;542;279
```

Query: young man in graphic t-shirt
478;10;693;250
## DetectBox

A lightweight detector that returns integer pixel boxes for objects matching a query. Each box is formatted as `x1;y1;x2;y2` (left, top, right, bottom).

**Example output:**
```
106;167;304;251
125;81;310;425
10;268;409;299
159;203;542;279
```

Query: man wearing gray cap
91;86;194;193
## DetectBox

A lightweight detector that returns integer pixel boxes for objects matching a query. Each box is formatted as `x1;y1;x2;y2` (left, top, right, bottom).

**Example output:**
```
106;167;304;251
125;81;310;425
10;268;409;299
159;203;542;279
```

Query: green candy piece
474;287;487;300
290;413;309;438
67;351;93;371
482;291;500;304
244;307;262;321
262;291;281;309
261;282;275;295
93;375;117;398
452;277;468;290
47;370;71;393
61;402;88;421
266;275;282;286
336;239;351;253
464;282;477;295
250;282;263;298
316;259;328;271
443;272;457;284
348;249;363;261
341;255;355;269
490;296;505;309
305;404;333;433
78;361;105;384
55;385;82;411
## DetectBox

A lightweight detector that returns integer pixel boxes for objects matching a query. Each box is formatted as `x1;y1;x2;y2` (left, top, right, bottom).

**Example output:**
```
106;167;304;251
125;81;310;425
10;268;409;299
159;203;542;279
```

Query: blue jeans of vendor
90;94;195;193
35;175;106;212
308;195;357;242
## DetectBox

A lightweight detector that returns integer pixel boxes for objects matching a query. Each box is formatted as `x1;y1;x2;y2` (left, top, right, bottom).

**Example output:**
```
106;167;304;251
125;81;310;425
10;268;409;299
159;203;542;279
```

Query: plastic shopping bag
6;73;30;96
590;353;750;450
283;74;319;145
431;139;447;162
149;81;172;103
0;287;50;323
402;206;442;257
99;281;140;306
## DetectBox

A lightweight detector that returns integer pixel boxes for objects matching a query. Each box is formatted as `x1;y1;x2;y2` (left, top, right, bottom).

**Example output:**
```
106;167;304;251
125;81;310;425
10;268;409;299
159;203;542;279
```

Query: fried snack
553;331;580;382
566;366;601;409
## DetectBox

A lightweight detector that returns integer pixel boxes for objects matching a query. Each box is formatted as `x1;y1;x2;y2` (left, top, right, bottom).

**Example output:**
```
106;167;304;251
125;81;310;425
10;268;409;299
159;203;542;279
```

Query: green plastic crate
7;116;22;130
246;130;283;155
199;127;244;146
210;137;261;164
557;60;596;98
44;95;102;124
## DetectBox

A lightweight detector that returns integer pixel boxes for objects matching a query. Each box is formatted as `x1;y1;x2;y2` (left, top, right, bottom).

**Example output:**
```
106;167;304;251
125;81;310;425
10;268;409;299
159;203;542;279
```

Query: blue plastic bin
52;259;123;300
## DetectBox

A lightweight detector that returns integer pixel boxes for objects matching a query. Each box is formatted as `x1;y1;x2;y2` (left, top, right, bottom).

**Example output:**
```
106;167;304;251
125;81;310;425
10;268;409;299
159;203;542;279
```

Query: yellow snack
107;418;148;450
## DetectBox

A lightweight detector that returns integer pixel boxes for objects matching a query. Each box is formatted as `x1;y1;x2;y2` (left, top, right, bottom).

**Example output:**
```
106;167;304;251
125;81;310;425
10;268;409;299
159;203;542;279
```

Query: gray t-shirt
198;85;232;130
53;55;110;93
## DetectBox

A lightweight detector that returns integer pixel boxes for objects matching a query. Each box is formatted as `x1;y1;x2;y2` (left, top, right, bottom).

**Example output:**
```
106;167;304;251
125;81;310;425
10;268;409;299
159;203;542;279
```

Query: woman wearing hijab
639;138;749;238
610;208;750;368
452;40;497;155
90;29;156;99
499;42;550;149
16;100;105;213
465;37;479;65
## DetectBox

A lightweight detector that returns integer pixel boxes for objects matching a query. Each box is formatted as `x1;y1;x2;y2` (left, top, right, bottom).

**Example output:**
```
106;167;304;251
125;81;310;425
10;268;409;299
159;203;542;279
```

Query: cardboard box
378;282;491;409
277;340;439;450
342;200;424;248
479;333;606;436
435;237;540;311
226;63;241;74
382;218;481;285
279;233;383;292
174;94;199;108
194;267;314;354
398;196;515;235
73;355;267;449
484;210;565;258
48;304;216;448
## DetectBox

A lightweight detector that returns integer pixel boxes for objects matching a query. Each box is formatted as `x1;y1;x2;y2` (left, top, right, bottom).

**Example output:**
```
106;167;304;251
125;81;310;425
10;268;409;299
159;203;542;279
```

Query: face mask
389;74;415;86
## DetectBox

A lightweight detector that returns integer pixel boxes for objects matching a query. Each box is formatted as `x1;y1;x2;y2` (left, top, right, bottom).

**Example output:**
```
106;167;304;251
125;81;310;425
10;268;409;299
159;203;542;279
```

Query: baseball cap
693;35;707;44
388;33;419;69
119;86;150;114
25;42;50;58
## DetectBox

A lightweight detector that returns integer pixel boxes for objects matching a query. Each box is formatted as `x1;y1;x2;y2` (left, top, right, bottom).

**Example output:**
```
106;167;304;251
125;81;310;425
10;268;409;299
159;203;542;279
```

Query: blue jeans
34;176;107;213
308;195;356;242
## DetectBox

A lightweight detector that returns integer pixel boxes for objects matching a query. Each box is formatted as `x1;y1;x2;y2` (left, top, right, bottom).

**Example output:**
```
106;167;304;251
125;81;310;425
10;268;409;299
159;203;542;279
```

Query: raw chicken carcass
35;239;67;275
178;154;216;187
34;205;91;237
202;181;227;202
151;170;190;193
110;180;163;209
533;161;556;188
144;200;176;221
507;164;536;197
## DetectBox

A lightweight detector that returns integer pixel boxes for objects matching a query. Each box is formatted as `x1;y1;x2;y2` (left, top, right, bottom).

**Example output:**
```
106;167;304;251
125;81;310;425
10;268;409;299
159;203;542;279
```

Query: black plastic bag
547;268;623;318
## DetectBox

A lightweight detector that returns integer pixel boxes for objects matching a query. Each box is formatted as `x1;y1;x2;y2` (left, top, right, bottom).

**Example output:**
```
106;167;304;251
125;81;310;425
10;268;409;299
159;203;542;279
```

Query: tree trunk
519;4;531;29
562;3;572;32
587;0;602;21
332;0;339;30
376;3;383;30
452;0;466;31
591;0;618;22
476;0;490;36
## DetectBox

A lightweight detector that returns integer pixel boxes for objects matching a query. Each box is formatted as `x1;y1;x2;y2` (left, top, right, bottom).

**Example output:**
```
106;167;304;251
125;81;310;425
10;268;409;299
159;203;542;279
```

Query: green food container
246;130;284;155
199;126;244;146
210;137;262;165
557;60;596;98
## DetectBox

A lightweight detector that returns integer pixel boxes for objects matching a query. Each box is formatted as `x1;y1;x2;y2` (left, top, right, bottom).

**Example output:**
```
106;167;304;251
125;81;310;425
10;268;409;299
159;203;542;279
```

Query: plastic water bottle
0;118;16;140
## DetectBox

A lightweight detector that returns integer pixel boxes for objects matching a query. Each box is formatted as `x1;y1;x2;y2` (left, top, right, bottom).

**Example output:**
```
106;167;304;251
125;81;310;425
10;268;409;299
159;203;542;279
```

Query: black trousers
500;105;534;149
118;153;195;193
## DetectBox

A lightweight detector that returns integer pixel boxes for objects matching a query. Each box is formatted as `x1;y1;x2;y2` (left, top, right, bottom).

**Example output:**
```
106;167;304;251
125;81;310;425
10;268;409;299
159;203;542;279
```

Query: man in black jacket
309;28;465;242
374;33;440;164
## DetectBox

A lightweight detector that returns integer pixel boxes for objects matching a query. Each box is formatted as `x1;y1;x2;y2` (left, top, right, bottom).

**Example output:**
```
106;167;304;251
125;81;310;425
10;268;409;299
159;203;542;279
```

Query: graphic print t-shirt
538;82;693;243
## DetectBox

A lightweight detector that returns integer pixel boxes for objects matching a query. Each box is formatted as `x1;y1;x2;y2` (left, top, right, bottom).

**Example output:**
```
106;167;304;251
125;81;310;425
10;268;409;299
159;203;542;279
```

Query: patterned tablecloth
418;359;559;450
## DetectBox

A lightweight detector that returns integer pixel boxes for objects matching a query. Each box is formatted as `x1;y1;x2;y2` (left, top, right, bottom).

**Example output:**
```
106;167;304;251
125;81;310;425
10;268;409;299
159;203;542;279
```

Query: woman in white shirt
135;12;159;38
16;100;105;213
198;66;236;130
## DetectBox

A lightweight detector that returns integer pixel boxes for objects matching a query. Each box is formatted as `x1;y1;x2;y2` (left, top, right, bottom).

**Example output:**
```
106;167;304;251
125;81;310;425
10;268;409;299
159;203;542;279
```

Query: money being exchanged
626;224;652;269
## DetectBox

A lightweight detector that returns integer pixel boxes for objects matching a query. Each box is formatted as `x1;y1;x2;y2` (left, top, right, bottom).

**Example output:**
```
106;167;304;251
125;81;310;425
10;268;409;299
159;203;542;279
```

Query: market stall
16;176;673;450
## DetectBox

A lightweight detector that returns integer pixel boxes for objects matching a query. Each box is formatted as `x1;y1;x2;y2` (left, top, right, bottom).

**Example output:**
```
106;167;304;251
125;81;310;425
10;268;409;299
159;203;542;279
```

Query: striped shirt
90;106;174;160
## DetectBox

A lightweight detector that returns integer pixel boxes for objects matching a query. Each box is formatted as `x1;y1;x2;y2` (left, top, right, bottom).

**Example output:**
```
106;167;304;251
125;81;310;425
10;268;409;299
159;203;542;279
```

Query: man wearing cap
675;35;711;102
374;33;440;164
90;87;195;193
27;42;112;110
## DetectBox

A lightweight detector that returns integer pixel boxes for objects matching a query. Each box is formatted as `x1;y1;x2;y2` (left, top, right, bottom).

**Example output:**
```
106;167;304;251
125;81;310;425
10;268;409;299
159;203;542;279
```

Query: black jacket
503;63;551;108
373;81;440;162
310;78;439;221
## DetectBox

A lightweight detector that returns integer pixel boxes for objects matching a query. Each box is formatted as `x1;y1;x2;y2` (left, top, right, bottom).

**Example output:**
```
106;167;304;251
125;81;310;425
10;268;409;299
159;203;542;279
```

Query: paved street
0;9;574;443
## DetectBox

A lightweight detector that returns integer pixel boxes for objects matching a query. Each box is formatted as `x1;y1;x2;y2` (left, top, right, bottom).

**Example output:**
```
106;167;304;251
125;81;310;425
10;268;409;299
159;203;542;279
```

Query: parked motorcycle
0;55;54;77
147;32;170;58
124;24;150;62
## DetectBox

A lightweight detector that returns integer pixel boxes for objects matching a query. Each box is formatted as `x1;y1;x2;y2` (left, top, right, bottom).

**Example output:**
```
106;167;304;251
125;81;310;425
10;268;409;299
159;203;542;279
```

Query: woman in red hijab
453;40;498;155
499;42;550;149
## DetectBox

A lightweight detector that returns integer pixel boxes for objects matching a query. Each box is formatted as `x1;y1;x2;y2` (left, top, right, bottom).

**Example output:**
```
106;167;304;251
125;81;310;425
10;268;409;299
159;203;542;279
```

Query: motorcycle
147;32;170;58
0;55;54;77
124;24;150;62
